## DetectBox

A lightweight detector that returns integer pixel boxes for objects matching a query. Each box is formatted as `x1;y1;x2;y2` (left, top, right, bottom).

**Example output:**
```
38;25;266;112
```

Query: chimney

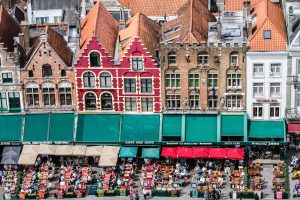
19;21;30;53
217;20;222;39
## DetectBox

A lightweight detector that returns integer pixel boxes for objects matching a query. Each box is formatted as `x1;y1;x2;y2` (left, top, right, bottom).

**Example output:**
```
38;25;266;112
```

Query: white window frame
270;103;280;118
253;83;264;97
227;71;242;89
253;103;263;118
141;97;153;112
226;95;242;110
165;72;180;88
166;94;181;110
131;56;144;71
189;94;199;109
125;97;137;112
270;64;281;77
253;64;264;77
270;83;281;97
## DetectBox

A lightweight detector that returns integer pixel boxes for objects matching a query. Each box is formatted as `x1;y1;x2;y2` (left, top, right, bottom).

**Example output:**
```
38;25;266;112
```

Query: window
165;72;180;88
264;30;271;39
208;72;218;87
124;78;136;93
0;93;7;110
8;92;20;109
42;84;55;106
270;103;280;118
189;94;199;109
2;72;13;83
36;17;49;24
59;87;72;106
226;95;242;109
83;72;95;88
270;64;281;76
253;64;264;77
270;83;281;97
208;95;218;109
125;97;137;112
227;71;241;88
253;103;263;118
89;51;101;67
141;97;153;112
42;65;52;77
198;53;208;65
54;16;61;23
28;70;34;78
26;88;39;106
166;95;181;109
101;93;113;110
168;52;176;65
230;52;238;65
85;93;96;110
100;72;111;88
141;79;152;93
189;72;199;88
297;60;300;76
253;83;264;97
61;69;66;77
132;57;143;71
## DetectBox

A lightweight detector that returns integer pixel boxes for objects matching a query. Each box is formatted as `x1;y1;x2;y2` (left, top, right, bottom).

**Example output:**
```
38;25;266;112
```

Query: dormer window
132;57;143;71
264;30;271;39
90;51;101;67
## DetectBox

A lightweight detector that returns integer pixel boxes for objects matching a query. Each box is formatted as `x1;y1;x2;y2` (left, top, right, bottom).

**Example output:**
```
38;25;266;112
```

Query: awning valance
193;148;210;158
177;147;193;158
162;115;182;137
221;115;245;136
248;120;285;139
288;123;300;133
0;115;22;142
209;148;227;159
142;148;160;159
161;147;178;158
119;147;138;158
226;148;244;160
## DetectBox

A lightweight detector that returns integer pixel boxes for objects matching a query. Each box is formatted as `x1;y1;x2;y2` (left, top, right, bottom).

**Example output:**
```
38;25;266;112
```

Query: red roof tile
117;0;132;7
80;1;119;57
224;0;244;11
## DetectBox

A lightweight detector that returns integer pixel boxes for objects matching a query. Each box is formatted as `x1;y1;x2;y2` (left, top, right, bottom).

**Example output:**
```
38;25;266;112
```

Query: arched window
42;64;52;77
58;81;72;106
85;93;96;110
83;72;95;88
197;52;208;65
168;52;176;65
100;72;111;88
28;70;34;78
61;69;66;77
101;93;113;110
42;82;55;106
90;51;101;67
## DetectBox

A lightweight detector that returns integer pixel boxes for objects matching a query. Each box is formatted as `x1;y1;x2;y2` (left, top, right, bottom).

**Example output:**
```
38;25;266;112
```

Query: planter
152;190;180;197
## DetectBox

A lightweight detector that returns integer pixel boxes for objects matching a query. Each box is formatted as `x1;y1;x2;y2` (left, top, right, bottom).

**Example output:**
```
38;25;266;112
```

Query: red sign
276;192;282;200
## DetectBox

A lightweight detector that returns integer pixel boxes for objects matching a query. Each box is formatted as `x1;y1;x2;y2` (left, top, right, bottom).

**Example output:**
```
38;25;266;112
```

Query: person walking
204;189;209;200
135;190;139;200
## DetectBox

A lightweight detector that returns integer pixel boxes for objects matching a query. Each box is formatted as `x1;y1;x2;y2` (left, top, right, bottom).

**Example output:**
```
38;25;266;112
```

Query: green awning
142;148;160;159
76;114;120;143
0;115;22;142
119;147;138;158
121;115;160;142
49;113;74;142
221;115;244;136
24;114;49;142
162;115;182;137
185;115;217;142
248;120;285;139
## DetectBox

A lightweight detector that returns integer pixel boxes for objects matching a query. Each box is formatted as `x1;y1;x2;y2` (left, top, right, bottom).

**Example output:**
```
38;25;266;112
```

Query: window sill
253;75;265;78
42;77;54;79
227;86;242;89
124;92;137;94
165;87;181;89
168;63;177;67
83;87;96;89
99;87;113;89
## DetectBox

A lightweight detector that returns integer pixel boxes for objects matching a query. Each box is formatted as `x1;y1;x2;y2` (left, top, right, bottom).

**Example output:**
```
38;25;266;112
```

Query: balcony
288;76;300;85
286;108;300;120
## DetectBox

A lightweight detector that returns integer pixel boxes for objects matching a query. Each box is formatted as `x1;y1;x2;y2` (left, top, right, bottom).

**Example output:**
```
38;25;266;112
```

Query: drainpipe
181;114;186;142
73;112;78;144
118;114;123;145
158;113;163;143
217;114;221;143
243;112;248;142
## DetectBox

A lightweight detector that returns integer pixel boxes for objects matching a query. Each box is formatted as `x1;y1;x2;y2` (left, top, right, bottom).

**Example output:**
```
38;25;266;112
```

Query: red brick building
75;1;161;112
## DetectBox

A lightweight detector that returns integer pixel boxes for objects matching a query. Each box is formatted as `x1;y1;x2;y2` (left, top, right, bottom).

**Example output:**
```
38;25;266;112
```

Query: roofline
246;51;288;55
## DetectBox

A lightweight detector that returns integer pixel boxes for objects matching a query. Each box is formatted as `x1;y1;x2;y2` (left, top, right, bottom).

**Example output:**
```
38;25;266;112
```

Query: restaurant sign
0;142;21;145
249;142;281;146
164;142;213;146
256;99;278;103
23;141;70;145
124;141;156;145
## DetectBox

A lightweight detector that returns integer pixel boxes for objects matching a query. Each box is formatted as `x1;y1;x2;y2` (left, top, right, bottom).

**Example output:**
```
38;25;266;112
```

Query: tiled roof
117;0;132;7
0;4;21;52
126;0;188;17
80;1;119;57
118;13;161;60
31;0;80;10
249;0;286;51
224;0;244;11
162;0;215;44
27;26;73;66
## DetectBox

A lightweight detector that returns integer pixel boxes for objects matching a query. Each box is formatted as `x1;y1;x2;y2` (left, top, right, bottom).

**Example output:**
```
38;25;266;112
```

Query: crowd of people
116;158;137;189
97;167;117;191
0;165;19;199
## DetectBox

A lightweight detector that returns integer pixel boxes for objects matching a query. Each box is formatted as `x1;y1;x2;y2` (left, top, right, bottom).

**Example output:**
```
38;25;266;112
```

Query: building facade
246;0;287;120
20;27;76;112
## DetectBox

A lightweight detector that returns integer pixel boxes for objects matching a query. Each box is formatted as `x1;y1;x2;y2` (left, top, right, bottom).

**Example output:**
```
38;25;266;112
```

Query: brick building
75;1;161;112
160;0;247;112
20;26;76;112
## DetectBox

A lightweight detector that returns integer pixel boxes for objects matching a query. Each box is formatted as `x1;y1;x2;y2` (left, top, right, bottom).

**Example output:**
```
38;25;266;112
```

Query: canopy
288;123;300;133
23;114;49;142
177;147;194;158
0;115;22;142
85;146;103;156
142;148;160;159
98;155;118;167
1;155;19;165
162;115;182;137
119;147;138;158
48;113;74;142
55;145;74;156
38;144;57;155
209;148;227;159
248;120;285;139
18;154;38;165
21;145;40;155
102;146;120;156
2;146;21;156
226;148;244;160
221;115;245;136
161;147;178;158
72;146;87;156
193;148;210;158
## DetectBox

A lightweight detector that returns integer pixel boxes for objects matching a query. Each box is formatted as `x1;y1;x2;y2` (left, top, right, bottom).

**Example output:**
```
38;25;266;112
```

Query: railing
286;108;300;120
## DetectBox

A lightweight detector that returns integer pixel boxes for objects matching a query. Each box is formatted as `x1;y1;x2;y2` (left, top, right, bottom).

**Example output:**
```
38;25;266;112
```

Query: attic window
264;30;271;39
